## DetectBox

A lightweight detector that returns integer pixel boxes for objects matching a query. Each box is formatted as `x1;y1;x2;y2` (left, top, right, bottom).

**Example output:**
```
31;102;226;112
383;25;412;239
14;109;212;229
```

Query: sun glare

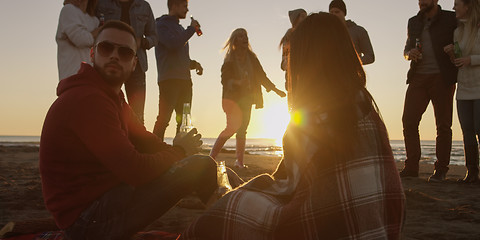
259;100;291;146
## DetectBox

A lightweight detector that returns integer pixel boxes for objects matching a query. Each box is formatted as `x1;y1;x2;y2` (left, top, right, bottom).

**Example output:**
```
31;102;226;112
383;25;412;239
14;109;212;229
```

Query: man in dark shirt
153;0;203;141
40;20;216;239
400;0;457;182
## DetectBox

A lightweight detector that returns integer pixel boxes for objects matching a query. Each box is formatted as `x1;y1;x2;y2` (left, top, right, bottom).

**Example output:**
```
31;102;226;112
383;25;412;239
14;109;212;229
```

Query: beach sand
1;145;480;239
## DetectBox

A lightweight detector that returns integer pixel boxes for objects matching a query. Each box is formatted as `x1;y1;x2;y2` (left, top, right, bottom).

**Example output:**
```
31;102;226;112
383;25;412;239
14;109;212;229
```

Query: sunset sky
0;0;463;141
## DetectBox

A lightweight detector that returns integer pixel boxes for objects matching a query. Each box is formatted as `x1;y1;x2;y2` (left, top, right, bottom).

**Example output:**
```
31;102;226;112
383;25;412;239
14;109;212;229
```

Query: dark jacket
155;15;196;83
346;20;375;65
40;63;185;229
221;52;276;109
404;6;458;84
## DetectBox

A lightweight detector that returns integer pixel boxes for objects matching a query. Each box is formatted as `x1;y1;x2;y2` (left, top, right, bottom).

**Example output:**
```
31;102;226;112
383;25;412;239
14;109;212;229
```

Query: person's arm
59;5;96;48
156;19;195;50
253;56;286;97
357;27;375;65
403;18;420;61
190;60;203;75
140;3;157;50
71;94;185;186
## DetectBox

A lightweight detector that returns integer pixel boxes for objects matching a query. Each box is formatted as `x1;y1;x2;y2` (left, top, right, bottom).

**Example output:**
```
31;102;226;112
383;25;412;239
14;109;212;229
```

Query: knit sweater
455;26;480;100
56;4;99;80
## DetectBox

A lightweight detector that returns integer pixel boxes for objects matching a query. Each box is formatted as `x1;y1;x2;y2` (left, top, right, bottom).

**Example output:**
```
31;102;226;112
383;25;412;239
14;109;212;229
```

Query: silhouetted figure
329;0;375;65
153;0;203;141
56;0;100;80
209;28;286;169
96;0;157;124
399;0;457;182
40;21;215;239
280;8;307;108
443;0;480;183
181;13;405;240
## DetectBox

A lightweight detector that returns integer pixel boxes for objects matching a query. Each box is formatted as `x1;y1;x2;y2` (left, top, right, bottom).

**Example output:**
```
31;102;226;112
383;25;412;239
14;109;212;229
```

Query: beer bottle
190;16;203;36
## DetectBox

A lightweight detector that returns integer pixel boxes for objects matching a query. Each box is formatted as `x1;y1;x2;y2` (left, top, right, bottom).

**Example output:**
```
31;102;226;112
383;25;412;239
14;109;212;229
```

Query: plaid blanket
180;110;405;240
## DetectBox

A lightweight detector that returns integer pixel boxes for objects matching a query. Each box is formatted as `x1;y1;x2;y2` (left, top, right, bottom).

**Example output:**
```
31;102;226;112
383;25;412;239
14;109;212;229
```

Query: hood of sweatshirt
156;14;179;23
56;63;122;102
346;20;358;28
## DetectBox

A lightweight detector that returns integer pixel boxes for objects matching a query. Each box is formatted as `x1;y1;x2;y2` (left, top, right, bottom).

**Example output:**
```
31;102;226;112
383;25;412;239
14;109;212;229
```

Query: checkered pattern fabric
181;110;405;240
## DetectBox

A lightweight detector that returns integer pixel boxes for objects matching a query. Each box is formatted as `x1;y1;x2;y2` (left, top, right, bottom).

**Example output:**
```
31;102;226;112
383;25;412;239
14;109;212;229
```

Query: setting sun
256;100;291;145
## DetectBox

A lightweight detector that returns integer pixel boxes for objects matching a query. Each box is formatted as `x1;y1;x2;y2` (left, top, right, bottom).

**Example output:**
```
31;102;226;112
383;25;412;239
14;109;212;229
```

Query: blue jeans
457;99;480;146
125;66;146;124
64;155;217;240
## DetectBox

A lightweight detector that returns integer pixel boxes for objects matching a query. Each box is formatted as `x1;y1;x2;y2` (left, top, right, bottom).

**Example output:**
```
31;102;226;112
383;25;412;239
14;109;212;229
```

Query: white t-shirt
56;4;99;81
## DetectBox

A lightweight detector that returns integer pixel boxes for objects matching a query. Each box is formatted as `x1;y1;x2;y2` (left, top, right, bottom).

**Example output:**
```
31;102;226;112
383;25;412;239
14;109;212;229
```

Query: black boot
459;145;479;184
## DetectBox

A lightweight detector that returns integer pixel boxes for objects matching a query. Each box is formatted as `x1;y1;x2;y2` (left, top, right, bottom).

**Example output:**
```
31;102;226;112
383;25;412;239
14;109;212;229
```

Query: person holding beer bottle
153;0;203;141
444;0;480;183
399;0;457;182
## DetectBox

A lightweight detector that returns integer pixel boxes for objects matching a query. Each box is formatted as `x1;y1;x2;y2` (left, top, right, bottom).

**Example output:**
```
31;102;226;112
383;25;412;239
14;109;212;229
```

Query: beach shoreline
1;145;480;239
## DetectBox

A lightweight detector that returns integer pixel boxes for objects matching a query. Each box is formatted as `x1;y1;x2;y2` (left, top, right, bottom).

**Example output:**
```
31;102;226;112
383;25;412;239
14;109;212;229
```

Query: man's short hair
95;20;137;45
167;0;188;11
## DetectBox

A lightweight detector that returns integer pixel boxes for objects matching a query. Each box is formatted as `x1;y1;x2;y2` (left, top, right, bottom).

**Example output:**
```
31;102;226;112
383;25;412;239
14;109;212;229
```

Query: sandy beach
1;145;480;239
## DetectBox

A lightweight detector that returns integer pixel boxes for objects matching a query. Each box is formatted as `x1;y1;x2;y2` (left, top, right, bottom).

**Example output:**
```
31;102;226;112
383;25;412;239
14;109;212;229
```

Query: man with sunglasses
96;0;157;125
39;20;217;239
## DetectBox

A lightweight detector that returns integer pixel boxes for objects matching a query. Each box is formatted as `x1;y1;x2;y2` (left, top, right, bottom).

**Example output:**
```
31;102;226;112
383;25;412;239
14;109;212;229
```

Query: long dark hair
289;13;379;149
86;0;98;16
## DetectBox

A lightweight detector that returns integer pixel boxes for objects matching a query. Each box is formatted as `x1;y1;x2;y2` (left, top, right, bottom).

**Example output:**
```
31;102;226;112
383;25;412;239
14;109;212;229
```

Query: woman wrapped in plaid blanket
180;13;405;240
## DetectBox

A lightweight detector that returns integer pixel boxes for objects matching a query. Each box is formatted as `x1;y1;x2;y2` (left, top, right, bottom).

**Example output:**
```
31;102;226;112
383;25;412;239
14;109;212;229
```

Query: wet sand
1;145;480;239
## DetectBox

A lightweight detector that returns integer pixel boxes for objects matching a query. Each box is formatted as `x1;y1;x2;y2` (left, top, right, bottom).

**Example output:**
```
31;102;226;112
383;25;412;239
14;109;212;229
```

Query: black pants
153;79;193;141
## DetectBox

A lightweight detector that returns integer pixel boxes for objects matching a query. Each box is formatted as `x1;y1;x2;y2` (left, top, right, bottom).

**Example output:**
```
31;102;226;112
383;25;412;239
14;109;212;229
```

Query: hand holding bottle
173;128;203;156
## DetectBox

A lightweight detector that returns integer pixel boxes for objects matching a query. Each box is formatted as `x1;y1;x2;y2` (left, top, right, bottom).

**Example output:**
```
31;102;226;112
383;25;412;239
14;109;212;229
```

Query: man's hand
190;19;200;29
406;48;422;62
444;44;455;62
173;128;203;156
191;60;203;75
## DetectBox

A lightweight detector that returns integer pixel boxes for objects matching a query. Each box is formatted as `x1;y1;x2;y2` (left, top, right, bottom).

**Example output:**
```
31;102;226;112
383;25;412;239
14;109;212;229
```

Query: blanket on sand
180;109;406;240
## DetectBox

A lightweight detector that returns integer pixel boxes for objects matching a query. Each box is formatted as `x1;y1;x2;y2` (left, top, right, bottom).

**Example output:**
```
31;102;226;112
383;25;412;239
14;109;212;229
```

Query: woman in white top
56;0;100;80
445;0;480;183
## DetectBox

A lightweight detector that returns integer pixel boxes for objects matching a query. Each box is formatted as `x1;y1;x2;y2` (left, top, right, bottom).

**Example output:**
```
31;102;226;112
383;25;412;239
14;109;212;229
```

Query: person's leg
430;75;455;174
124;66;146;124
210;99;243;159
235;102;252;168
65;155;217;240
458;100;480;183
153;80;180;141
174;81;193;134
401;74;431;175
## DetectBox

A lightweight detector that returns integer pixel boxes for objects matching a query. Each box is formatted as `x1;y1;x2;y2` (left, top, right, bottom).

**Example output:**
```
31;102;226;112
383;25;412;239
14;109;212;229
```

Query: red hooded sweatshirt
39;63;185;229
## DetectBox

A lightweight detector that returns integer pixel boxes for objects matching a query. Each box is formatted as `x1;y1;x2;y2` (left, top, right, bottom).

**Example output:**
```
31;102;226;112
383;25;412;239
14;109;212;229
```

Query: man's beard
420;2;435;14
95;62;130;87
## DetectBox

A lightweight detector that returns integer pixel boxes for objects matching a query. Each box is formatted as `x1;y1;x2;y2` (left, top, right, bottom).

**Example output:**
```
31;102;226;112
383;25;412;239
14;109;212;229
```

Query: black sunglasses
95;41;136;61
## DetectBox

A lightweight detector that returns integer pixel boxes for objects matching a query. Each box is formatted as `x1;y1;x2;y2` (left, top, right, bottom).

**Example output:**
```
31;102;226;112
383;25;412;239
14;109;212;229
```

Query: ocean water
0;136;466;165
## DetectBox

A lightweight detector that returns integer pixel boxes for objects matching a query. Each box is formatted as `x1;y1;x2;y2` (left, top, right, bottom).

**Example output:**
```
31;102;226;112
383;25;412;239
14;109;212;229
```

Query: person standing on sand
280;8;307;108
56;0;100;80
399;0;458;182
40;21;216;239
96;0;157;124
444;0;480;183
209;28;286;169
181;13;405;239
152;0;204;141
328;0;375;65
